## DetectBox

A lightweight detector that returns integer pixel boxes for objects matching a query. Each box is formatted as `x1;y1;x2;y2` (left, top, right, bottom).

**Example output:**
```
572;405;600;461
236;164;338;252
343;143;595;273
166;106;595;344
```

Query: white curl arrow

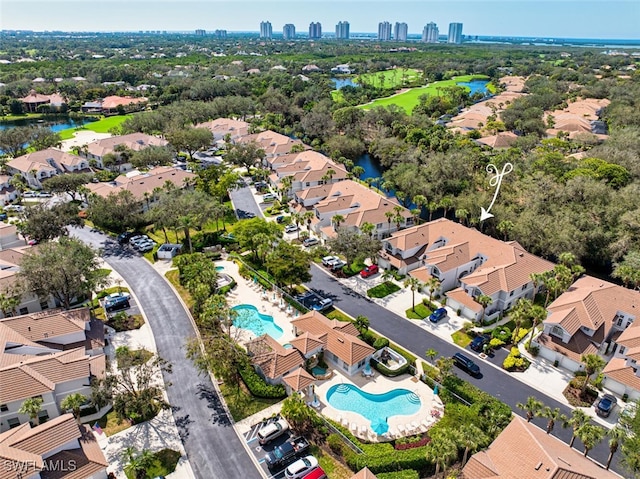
480;162;513;222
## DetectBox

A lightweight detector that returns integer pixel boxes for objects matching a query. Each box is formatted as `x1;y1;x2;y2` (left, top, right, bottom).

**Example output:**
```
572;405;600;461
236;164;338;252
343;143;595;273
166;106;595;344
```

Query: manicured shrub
491;326;511;342
327;434;344;456
373;337;390;349
377;471;420;479
514;327;530;343
238;363;287;399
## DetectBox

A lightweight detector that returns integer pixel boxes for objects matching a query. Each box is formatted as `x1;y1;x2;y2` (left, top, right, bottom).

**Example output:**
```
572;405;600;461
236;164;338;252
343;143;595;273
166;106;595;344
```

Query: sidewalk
326;267;617;428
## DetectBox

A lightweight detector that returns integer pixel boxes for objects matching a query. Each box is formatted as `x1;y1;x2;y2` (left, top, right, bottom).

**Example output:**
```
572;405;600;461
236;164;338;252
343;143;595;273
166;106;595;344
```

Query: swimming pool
232;304;284;339
215;266;224;272
326;384;421;424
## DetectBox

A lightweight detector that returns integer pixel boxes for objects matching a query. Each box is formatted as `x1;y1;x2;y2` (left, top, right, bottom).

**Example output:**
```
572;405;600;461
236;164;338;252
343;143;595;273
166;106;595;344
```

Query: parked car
296;291;333;311
257;417;289;445
329;260;347;271
4;205;24;212
285;456;319;479
322;256;339;267
595;393;618;418
360;264;379;278
303;237;319;247
137;242;155;253
37;192;53;198
276;215;285;223
265;436;310;469
470;334;491;353
23;191;37;198
285;224;299;233
428;307;448;323
104;295;130;312
302;468;327;479
262;193;277;202
0;213;7;221
117;232;134;244
453;352;480;376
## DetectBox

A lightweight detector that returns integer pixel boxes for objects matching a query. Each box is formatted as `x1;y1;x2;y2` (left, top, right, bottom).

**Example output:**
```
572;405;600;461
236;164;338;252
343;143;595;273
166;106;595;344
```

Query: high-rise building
378;21;392;41
214;29;227;39
448;22;463;44
195;29;206;36
422;22;439;43
309;22;322;39
394;22;408;42
260;21;273;39
283;24;296;40
335;21;350;40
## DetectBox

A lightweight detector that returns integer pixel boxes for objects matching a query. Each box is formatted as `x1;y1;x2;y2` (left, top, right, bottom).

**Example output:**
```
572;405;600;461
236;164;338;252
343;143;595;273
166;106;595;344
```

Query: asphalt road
306;264;624;475
73;227;262;479
229;182;264;219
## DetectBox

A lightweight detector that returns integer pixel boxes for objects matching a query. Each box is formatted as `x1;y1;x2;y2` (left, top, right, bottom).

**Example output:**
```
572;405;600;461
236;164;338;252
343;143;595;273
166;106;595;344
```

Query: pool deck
313;370;442;441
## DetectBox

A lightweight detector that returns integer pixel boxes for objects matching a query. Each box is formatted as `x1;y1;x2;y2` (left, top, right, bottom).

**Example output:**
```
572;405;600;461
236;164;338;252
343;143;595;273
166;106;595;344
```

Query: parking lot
243;416;294;479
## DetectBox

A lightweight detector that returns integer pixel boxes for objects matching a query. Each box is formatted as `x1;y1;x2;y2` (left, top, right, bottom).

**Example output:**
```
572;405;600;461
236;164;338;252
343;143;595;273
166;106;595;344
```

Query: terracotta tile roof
0;308;89;343
195;117;249;139
7;148;73;174
291;311;374;366
41;425;108;479
238;130;307;157
350;468;378;479
408;265;434;282
100;95;147;110
536;332;599;363
546;276;639;338
0;443;43;479
289;332;325;355
85;132;167;158
5;414;79;456
246;334;304;380
603;357;640;393
85;166;195;201
282;367;316;392
613;313;640;350
268;150;332;170
476;132;519;148
446;287;483;313
462;415;621;479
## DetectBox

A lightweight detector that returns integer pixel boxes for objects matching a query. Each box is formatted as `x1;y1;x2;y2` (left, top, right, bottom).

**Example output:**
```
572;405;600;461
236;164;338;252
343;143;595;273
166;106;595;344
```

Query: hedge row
377;470;420;479
238;362;287;399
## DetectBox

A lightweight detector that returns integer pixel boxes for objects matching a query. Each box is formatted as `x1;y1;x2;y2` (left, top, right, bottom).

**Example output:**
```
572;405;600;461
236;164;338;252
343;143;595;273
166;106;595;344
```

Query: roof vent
534;462;543;471
337;337;344;343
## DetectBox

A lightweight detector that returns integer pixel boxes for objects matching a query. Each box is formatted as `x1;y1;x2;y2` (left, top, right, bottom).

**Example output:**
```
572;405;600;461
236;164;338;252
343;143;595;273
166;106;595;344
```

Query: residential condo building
378;21;392;41
194;29;206;36
422;22;439;43
335;21;350;39
283;23;296;40
394;22;408;41
260;21;273;39
214;29;227;39
448;22;463;43
309;22;322;39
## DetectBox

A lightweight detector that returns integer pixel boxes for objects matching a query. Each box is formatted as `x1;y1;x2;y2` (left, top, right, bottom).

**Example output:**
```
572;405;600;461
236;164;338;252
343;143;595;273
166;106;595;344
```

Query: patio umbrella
370;417;389;435
433;384;439;395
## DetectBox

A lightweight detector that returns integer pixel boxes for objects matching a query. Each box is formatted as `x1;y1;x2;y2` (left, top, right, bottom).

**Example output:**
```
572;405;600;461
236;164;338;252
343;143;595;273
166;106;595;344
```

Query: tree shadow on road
196;383;231;427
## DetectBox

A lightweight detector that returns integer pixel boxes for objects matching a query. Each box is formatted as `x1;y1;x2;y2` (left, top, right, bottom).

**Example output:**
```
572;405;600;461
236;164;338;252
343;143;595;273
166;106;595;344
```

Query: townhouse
533;275;640;400
378;219;554;322
463;415;621;479
84;166;195;210
195;117;250;142
293;180;412;240
238;130;308;159
80;132;168;170
0;308;106;432
0;175;18;205
267;150;349;195
7;149;89;189
0;413;108;479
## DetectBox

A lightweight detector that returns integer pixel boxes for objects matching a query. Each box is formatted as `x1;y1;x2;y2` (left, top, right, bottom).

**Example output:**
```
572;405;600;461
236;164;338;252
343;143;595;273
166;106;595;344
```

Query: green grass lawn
452;330;474;348
57;115;132;139
359;74;490;114
165;270;194;310
367;281;401;298
219;383;281;422
125;448;181;479
309;445;354;479
90;410;131;436
325;308;353;322
405;303;432;319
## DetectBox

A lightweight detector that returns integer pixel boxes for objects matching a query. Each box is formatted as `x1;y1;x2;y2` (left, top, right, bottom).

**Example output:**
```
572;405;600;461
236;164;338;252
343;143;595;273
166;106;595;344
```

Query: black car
105;295;130;312
595;393;617;417
470;334;491;353
117;232;134;244
453;352;480;376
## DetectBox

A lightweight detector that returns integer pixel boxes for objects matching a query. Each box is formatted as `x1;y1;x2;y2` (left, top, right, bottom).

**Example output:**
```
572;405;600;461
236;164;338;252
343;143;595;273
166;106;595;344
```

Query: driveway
229;183;264;219
72;227;262;479
306;264;623;474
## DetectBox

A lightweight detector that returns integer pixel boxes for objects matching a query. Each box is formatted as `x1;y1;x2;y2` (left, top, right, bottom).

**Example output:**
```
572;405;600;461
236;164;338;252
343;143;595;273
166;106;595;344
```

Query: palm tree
458;423;487;464
385;211;394;234
351;166;365;180
606;426;627;470
291;212;302;240
476;294;493;324
426;277;441;304
577;423;605;457
528;304;547;349
0;290;21;318
404;277;423;312
425;348;438;364
455;208;469;226
332;214;345;229
517;396;543;422
497;220;515;241
303;211;314;232
413;194;427;212
393;205;405;230
580;354;606;395
61;393;87;424
565;408;590;447
542;406;566;435
426;429;459;477
439;197;453;218
19;397;44;425
354;315;370;334
360;221;375;238
510;299;529;344
427;201;438;221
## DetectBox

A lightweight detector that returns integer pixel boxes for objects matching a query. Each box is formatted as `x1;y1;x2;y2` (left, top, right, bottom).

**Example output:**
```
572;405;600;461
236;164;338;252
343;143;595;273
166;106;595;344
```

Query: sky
1;0;638;40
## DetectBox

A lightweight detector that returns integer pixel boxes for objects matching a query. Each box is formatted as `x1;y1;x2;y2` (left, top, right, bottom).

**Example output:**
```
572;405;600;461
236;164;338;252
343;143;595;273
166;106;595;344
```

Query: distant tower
283;24;296;40
195;29;206;36
378;21;392;41
335;21;350;40
214;29;227;39
309;22;322;39
260;21;273;39
448;22;463;44
422;22;439;43
394;22;408;42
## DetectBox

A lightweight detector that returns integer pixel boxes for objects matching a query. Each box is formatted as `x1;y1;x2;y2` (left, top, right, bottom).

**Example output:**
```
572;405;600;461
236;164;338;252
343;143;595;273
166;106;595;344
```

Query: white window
551;325;564;338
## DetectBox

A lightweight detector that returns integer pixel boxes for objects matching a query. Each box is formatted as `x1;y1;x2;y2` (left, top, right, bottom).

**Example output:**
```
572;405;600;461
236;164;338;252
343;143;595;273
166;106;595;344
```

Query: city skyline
1;1;638;40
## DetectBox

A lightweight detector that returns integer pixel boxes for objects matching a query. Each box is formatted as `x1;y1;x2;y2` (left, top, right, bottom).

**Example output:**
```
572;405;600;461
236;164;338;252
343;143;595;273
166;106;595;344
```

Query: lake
456;79;490;96
331;78;358;90
0;117;94;132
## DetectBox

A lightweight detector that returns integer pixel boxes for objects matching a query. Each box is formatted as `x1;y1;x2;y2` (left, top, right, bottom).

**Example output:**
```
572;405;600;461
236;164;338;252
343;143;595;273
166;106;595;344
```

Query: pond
331;77;358;90
0;117;95;132
456;79;490;97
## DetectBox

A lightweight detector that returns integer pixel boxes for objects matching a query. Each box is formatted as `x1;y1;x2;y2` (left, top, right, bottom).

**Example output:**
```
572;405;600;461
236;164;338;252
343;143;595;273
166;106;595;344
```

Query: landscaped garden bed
367;281;401;298
405;303;432;319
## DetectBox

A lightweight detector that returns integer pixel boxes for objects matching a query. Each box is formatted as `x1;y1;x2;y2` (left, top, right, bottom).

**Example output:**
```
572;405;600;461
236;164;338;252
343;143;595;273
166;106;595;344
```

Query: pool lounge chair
396;424;406;436
350;422;358;433
359;425;368;436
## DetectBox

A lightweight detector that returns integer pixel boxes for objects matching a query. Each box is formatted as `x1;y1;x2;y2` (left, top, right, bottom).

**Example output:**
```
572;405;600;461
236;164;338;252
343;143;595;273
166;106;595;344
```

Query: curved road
73;228;261;479
306;264;624;475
